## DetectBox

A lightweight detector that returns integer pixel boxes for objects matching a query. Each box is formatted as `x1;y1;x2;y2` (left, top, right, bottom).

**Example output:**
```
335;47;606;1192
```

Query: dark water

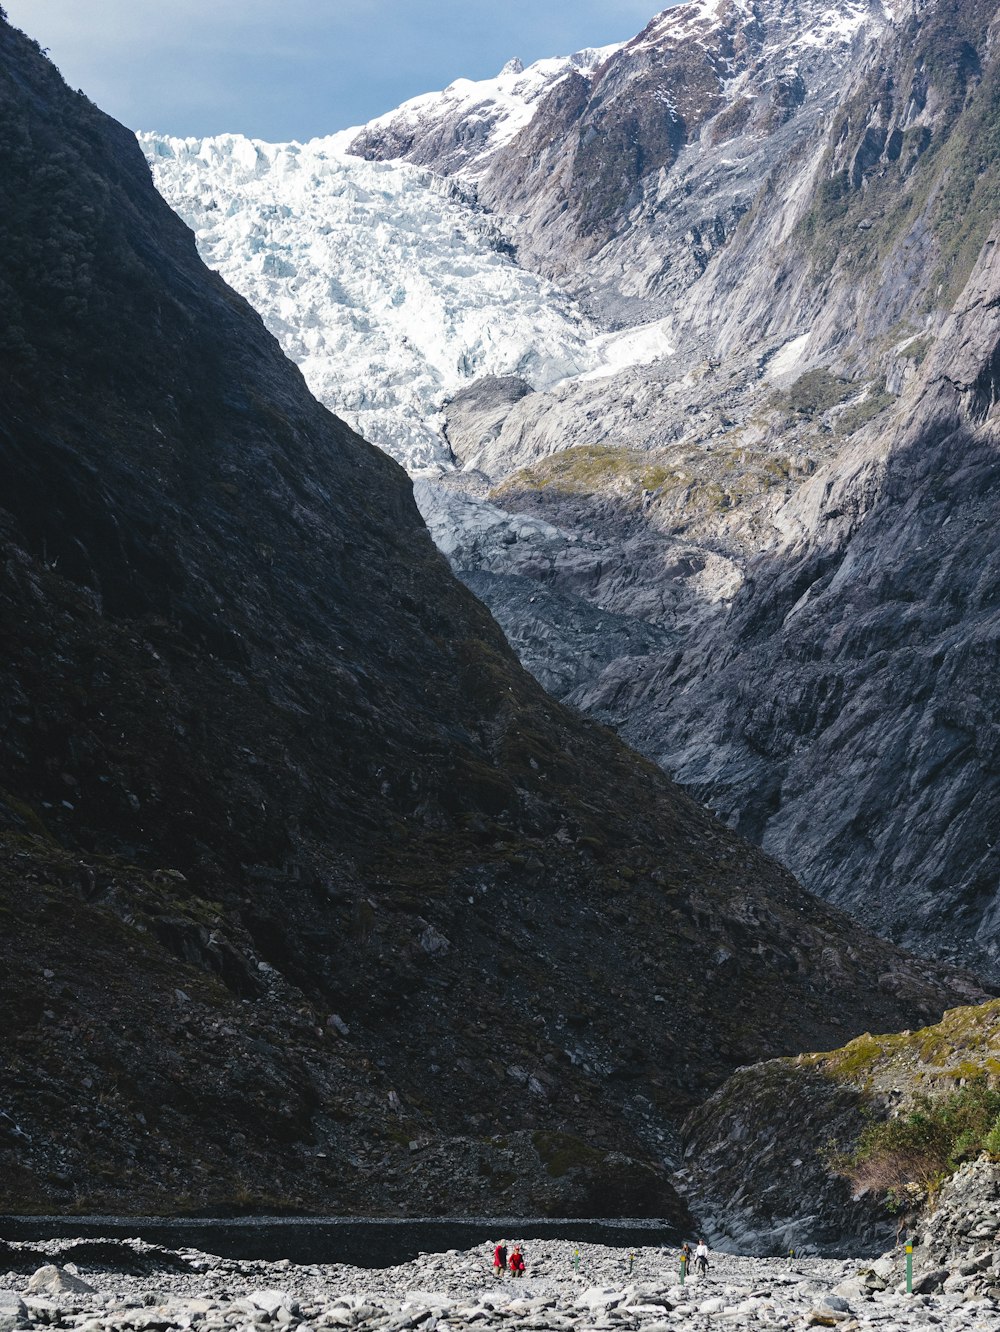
0;1217;680;1269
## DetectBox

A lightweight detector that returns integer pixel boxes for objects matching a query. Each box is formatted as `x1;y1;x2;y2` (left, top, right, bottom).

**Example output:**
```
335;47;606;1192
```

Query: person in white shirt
694;1240;709;1275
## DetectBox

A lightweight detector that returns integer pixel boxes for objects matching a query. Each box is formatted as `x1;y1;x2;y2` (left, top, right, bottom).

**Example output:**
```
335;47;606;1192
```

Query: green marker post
679;1254;687;1286
628;1253;634;1276
574;1248;580;1274
906;1242;913;1294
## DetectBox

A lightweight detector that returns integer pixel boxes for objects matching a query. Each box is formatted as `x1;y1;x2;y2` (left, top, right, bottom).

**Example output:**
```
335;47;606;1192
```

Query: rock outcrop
676;997;1000;1254
905;1158;1000;1300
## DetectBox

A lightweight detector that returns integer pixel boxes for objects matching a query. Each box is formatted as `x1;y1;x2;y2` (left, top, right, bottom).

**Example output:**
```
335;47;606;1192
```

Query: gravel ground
2;1237;999;1331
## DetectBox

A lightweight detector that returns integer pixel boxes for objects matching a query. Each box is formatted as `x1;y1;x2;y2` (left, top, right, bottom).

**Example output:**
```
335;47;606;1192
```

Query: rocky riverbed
1;1237;998;1332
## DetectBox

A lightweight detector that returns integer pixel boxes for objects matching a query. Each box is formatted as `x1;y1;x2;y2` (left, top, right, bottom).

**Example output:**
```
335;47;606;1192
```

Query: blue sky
4;1;666;142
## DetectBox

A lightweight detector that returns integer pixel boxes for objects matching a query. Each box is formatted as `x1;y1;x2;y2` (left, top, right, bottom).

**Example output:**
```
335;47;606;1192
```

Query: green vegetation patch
801;999;1000;1211
776;369;855;417
835;382;896;435
899;335;933;364
496;444;684;499
835;1077;1000;1209
495;442;815;526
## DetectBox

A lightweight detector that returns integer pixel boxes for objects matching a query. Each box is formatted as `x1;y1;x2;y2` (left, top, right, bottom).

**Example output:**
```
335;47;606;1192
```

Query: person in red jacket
493;1242;507;1277
509;1245;525;1277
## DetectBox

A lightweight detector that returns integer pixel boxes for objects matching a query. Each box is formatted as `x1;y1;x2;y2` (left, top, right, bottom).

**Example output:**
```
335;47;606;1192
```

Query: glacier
140;128;668;476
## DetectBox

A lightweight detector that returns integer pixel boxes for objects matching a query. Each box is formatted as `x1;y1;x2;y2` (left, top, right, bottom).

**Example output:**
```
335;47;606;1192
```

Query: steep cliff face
668;0;1000;367
589;6;1000;976
2;13;980;1218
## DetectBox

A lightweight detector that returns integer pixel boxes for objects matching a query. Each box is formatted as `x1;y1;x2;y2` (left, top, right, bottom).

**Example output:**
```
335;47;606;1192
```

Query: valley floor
2;1237;995;1332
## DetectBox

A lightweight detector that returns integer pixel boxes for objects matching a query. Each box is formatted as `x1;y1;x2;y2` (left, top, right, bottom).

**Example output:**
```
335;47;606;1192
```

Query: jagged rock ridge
351;0;892;316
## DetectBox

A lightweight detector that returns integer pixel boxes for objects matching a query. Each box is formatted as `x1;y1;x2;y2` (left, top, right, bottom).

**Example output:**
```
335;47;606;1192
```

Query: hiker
694;1239;709;1275
509;1244;526;1277
493;1241;507;1277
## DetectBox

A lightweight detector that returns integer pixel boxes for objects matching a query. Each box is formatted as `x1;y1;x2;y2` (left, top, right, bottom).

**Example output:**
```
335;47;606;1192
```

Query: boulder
911;1267;949;1294
26;1266;95;1295
819;1294;851;1312
247;1294;300;1316
0;1293;26;1332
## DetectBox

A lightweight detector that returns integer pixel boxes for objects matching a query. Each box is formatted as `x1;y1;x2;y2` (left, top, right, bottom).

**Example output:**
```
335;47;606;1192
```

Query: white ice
141;131;670;476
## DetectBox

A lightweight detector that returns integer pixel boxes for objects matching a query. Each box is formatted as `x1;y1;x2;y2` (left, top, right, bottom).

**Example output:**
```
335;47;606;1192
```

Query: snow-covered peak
348;43;621;175
634;0;881;55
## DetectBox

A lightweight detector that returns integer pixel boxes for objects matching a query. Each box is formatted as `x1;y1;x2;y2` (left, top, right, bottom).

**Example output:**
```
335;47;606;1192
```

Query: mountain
349;46;621;179
341;0;1000;981
1;9;981;1219
351;0;894;316
461;0;1000;974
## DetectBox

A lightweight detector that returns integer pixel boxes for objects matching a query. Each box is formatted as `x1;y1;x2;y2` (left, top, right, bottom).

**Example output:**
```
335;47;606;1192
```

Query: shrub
786;369;855;416
838;1077;1000;1207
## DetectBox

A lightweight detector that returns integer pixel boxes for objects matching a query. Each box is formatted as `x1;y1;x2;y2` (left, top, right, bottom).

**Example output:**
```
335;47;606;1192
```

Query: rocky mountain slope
352;0;893;317
2;10;984;1219
340;0;1000;979
351;45;622;179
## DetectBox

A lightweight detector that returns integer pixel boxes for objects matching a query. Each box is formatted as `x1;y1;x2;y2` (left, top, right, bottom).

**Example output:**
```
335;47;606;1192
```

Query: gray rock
820;1293;851;1312
0;1293;26;1332
27;1267;96;1295
911;1268;949;1295
245;1291;296;1317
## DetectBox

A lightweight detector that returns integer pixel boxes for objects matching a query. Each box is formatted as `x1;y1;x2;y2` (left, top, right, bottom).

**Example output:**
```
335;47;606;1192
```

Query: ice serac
139;131;598;474
1;12;981;1218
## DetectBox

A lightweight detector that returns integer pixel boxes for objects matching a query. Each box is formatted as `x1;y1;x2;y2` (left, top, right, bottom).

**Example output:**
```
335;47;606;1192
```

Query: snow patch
767;332;812;380
573;319;675;383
